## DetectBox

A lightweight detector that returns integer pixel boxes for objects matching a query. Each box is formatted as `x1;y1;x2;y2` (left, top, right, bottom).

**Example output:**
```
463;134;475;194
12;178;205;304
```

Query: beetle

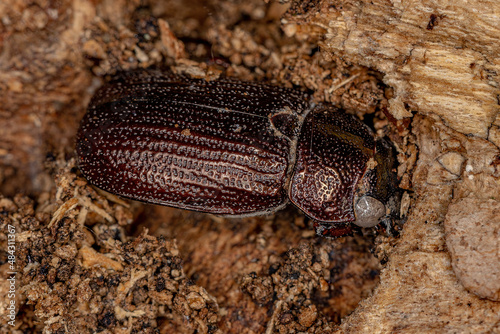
76;69;399;237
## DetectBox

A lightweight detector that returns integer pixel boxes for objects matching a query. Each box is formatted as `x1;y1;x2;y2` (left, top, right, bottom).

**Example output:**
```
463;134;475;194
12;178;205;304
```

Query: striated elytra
76;70;399;237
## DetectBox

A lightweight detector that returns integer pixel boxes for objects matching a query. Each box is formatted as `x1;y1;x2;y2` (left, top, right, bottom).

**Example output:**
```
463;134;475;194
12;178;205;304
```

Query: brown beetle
76;70;399;237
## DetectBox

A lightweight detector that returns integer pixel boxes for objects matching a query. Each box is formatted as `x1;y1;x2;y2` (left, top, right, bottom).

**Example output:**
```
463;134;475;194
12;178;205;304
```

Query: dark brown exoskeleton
76;70;399;237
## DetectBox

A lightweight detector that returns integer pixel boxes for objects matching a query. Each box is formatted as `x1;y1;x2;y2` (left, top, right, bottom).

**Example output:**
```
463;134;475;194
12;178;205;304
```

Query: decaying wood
285;0;500;138
283;1;500;332
1;0;499;333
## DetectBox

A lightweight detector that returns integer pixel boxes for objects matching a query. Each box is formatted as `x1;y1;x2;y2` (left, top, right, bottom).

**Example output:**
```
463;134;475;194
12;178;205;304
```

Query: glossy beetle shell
77;70;397;237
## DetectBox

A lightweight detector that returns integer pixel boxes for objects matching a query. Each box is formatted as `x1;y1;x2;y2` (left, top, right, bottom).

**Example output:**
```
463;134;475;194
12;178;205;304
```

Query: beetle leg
313;221;353;238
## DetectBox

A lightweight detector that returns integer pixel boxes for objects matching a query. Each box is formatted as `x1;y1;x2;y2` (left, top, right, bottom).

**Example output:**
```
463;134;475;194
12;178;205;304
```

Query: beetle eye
353;195;386;227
